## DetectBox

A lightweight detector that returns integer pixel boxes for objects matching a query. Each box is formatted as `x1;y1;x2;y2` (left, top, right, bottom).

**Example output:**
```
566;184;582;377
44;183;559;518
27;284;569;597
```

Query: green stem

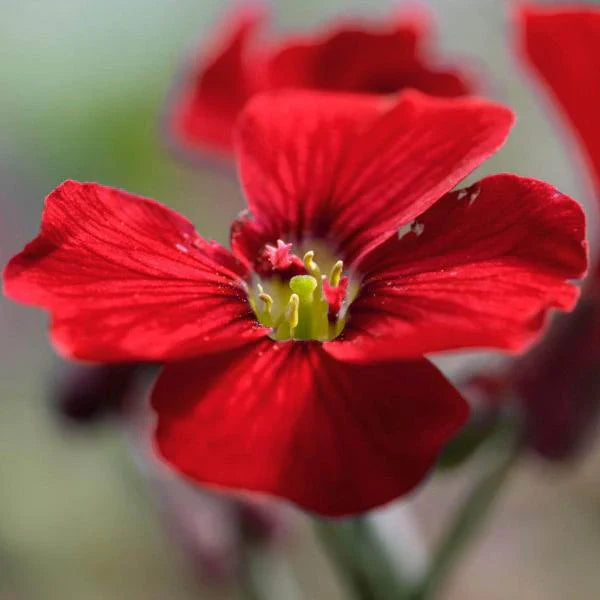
239;573;263;600
239;541;302;600
239;543;265;600
411;422;521;600
315;516;412;600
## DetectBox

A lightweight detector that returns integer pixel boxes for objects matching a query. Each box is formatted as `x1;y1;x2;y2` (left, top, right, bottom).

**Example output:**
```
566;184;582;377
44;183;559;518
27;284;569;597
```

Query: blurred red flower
512;5;600;458
512;289;600;459
3;90;586;514
167;3;474;157
520;5;600;192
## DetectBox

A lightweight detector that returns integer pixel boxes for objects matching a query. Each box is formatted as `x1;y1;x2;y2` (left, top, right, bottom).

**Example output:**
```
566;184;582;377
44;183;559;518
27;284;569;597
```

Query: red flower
3;91;586;515
509;5;600;458
512;289;600;459
519;5;600;192
168;4;473;157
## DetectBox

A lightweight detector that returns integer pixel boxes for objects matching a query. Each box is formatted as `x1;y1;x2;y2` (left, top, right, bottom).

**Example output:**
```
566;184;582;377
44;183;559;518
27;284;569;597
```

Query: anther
285;293;299;331
329;260;344;287
256;283;273;313
251;247;349;341
303;251;320;277
258;292;273;313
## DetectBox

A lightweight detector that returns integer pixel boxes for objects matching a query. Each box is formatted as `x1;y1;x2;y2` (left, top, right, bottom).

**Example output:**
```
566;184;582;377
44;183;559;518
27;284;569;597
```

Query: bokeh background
1;1;600;598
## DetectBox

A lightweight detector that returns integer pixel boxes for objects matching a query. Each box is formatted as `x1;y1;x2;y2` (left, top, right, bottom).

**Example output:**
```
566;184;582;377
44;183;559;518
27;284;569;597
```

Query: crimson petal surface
152;338;468;516
233;90;514;266
326;174;587;362
4;181;267;361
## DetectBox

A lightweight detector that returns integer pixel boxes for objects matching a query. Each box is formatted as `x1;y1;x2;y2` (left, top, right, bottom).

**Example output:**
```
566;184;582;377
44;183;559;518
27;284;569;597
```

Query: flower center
249;240;354;341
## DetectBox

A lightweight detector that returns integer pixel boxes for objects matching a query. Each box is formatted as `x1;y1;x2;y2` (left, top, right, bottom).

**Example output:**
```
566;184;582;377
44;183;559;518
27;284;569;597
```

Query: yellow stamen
285;293;299;332
251;245;351;341
258;292;273;314
329;260;343;287
255;283;274;327
303;251;320;278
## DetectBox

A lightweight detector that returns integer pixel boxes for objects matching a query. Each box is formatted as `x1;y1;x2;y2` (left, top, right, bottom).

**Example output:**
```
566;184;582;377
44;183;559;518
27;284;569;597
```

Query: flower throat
248;240;354;341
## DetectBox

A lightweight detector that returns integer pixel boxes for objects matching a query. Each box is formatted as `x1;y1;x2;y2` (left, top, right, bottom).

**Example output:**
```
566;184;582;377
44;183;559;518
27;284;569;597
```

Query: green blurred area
1;1;599;599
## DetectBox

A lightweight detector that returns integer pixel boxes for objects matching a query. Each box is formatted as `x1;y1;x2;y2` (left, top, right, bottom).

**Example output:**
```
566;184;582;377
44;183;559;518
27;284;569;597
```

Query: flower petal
231;91;383;266
514;290;600;460
167;3;266;156
268;14;471;97
326;174;587;362
233;90;513;267
152;338;468;516
519;6;600;191
3;181;267;361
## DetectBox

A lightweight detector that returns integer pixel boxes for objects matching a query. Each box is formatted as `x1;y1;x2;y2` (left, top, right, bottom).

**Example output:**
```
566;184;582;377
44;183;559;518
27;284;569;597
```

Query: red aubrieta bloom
4;91;587;515
168;3;473;157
